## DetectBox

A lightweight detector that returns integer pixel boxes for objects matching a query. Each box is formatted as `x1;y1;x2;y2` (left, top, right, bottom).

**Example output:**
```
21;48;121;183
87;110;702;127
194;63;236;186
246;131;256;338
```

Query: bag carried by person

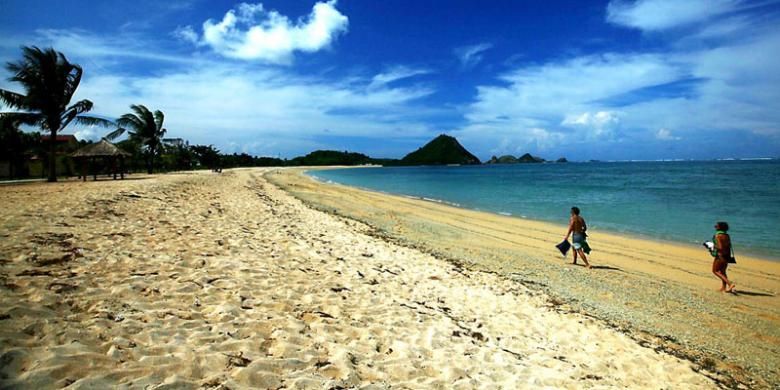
556;240;571;256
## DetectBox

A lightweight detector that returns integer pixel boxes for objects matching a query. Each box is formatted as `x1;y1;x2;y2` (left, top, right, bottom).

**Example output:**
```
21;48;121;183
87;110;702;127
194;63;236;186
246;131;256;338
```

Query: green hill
517;153;545;163
400;135;481;165
290;150;373;166
486;155;519;164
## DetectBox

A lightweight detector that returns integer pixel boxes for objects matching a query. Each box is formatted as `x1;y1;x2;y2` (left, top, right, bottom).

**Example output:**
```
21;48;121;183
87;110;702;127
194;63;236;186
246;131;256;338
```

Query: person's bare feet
726;284;736;293
586;264;592;269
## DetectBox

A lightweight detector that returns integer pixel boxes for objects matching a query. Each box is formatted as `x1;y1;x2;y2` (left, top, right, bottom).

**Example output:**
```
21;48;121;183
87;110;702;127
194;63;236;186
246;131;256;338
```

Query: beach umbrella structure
71;138;131;181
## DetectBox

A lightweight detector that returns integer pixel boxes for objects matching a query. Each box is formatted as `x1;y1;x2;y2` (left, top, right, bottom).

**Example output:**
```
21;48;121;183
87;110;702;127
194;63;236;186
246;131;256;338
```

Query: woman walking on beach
564;207;591;268
711;221;736;293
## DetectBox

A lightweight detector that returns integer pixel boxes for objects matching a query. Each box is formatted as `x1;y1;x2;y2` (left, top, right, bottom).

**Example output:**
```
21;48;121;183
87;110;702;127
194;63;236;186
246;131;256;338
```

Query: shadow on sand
731;289;774;297
571;263;623;272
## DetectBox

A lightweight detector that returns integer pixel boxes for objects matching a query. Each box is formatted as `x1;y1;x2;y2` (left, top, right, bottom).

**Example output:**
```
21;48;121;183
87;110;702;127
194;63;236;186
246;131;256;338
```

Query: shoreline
270;167;780;388
305;167;780;263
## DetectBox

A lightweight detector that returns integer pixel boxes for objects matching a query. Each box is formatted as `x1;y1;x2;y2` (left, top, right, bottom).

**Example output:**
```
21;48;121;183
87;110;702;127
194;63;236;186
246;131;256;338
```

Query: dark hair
715;221;729;231
571;206;580;215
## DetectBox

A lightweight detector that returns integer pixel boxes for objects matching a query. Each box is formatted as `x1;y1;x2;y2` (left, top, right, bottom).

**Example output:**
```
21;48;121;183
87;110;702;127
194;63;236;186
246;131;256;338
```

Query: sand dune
1;169;716;388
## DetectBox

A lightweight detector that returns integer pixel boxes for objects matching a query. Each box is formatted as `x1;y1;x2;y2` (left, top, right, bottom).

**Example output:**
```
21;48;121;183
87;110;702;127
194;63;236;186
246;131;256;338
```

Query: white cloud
607;0;741;31
368;66;430;89
459;20;780;158
73;126;101;142
67;60;436;156
187;1;349;63
561;111;621;140
0;29;196;65
173;25;199;44
655;128;680;140
454;43;493;69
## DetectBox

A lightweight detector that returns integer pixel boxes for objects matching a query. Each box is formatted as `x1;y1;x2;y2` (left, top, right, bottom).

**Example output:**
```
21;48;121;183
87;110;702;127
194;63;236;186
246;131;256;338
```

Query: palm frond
0;89;27;109
72;115;115;128
154;110;165;131
104;127;126;141
60;99;95;129
0;111;43;127
116;113;145;131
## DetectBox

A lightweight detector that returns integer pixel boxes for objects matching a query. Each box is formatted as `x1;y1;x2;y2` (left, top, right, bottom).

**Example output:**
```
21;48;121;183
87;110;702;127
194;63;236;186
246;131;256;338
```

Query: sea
310;160;780;260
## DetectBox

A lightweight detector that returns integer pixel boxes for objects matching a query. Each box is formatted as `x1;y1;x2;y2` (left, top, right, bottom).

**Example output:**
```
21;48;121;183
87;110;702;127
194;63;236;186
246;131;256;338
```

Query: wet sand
0;168;724;388
268;167;780;389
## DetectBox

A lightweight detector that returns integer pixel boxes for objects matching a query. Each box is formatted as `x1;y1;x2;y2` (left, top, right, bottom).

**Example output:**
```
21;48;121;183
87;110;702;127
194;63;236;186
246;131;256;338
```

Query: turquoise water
311;161;780;260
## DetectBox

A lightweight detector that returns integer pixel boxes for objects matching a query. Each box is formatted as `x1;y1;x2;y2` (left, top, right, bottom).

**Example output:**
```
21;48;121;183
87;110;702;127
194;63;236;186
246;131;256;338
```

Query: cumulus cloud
73;126;101;142
562;111;621;140
606;0;741;31
180;1;349;63
454;43;493;69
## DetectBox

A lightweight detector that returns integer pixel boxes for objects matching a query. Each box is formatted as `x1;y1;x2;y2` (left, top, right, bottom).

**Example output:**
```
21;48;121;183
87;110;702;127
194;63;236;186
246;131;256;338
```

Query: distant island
399;134;481;166
486;153;568;164
283;135;566;167
278;134;481;167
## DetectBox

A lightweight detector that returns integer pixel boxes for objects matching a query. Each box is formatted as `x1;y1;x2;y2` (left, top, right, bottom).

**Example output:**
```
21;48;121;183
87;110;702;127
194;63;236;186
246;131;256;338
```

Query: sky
1;0;779;161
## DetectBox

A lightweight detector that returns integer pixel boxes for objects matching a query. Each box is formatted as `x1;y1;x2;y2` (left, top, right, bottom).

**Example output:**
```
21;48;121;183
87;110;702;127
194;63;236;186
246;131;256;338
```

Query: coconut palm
0;46;113;182
115;104;166;174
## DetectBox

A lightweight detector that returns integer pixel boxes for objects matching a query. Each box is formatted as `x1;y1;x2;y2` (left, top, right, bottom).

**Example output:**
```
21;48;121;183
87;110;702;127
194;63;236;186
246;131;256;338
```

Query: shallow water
312;160;780;260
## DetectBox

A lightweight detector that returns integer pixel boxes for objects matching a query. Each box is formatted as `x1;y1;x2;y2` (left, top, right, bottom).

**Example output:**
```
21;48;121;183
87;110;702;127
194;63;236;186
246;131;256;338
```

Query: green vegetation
517;153;545;163
485;153;568;164
486;155;519;164
114;104;167;174
0;46;113;181
400;134;481;165
289;150;373;166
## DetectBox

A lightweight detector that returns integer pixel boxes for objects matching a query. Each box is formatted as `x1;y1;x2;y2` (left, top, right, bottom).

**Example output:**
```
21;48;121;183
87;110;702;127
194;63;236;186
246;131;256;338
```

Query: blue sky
1;0;779;161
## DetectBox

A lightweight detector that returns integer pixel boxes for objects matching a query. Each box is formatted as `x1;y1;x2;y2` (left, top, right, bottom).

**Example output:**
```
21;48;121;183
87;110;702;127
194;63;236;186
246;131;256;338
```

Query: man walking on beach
711;221;736;293
564;207;591;268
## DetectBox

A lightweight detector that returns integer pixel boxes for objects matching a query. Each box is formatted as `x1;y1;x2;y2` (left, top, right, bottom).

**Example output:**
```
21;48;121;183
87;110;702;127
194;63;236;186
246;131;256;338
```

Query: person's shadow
731;289;774;297
571;263;623;271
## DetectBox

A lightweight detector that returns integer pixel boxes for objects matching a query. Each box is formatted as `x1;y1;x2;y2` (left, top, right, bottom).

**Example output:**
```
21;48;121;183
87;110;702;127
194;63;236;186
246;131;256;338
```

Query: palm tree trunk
47;129;57;182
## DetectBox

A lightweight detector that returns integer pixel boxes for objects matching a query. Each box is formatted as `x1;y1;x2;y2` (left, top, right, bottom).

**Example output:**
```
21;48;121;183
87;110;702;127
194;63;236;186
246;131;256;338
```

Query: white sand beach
0;168;723;388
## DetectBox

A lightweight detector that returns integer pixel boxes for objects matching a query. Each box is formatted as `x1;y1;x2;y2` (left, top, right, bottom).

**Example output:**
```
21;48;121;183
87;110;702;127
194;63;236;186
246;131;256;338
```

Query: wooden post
92;157;97;181
80;157;87;182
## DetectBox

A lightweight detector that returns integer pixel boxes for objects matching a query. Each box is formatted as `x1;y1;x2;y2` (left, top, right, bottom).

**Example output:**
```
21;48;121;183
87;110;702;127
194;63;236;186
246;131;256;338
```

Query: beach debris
106;312;125;322
16;269;54;277
224;351;252;368
240;295;254;310
47;281;78;294
501;348;524;360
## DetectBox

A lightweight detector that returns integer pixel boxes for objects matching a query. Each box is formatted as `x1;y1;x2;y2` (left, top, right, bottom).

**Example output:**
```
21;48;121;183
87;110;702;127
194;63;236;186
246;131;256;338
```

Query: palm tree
115;104;166;174
0;46;113;182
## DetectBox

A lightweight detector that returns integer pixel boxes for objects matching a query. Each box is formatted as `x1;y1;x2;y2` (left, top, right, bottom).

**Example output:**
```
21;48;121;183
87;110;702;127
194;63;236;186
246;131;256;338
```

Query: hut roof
72;139;131;157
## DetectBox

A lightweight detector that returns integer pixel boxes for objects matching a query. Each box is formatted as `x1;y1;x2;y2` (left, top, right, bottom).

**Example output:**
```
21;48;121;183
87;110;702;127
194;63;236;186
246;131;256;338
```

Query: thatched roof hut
72;139;131;181
72;139;131;158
